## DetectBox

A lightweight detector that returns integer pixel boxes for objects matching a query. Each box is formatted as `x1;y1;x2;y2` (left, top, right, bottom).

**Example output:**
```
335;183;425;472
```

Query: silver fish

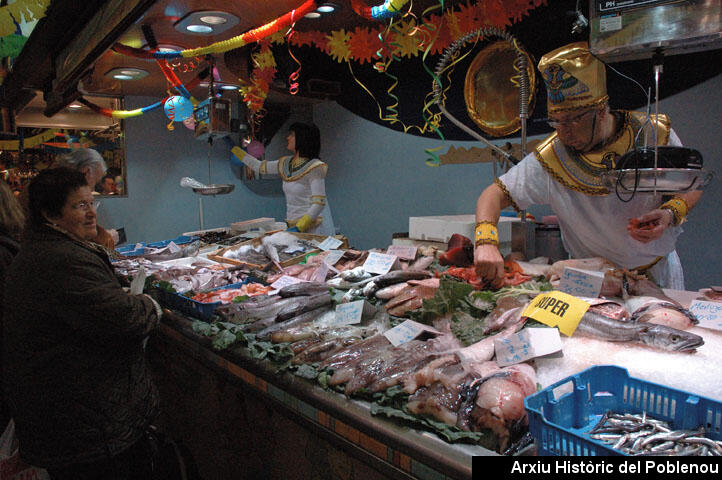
575;310;704;352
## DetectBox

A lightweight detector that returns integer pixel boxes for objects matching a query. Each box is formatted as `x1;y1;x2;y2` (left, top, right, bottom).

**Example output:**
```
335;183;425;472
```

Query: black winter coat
2;224;160;468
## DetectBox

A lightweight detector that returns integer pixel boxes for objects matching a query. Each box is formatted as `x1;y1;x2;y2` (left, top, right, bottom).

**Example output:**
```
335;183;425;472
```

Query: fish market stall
128;229;721;475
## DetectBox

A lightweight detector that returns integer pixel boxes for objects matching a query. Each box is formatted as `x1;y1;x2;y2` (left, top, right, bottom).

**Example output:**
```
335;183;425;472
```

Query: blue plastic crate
147;235;198;249
156;280;250;321
524;365;722;456
115;243;147;256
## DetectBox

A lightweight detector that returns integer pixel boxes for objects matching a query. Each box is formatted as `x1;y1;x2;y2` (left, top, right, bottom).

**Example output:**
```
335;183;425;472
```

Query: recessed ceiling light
304;12;321;19
67;103;83;109
175;11;240;35
199;81;239;91
186;24;213;33
199;15;227;25
105;67;149;80
317;3;340;13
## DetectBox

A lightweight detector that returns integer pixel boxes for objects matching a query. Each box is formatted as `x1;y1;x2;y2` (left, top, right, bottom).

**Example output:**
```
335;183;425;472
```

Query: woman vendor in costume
232;122;335;236
473;42;703;289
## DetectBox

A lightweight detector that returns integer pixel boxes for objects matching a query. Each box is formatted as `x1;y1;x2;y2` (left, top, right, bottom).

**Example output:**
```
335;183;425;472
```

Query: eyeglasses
70;200;98;211
547;109;595;129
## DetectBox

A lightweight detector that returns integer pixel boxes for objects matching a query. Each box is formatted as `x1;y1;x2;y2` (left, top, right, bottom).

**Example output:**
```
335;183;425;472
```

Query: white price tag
332;300;366;326
559;267;604;298
269;275;305;294
494;328;563;367
130;265;147;295
383;320;441;347
166;241;181;253
386;245;417;261
689;300;722;331
323;249;345;266
363;252;398;275
318;236;343;251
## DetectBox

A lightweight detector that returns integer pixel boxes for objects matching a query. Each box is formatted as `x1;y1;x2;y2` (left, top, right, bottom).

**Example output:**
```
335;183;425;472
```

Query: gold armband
311;195;326;206
660;196;689;226
475;221;499;246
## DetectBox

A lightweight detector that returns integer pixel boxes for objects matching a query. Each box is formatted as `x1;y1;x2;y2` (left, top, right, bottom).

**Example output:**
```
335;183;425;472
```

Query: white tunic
498;130;685;289
242;154;335;236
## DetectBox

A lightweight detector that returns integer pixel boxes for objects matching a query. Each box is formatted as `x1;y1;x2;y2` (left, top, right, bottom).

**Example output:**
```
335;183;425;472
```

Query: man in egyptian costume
473;42;703;289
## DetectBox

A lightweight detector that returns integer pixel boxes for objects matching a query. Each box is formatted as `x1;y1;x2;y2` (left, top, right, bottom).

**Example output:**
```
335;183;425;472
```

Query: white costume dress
241;154;335;236
497;111;684;288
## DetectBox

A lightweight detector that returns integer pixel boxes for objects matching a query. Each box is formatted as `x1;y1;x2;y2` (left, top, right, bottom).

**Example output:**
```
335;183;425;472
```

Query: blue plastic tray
115;236;199;257
524;365;722;456
115;242;147;256
156;280;249;321
147;235;198;249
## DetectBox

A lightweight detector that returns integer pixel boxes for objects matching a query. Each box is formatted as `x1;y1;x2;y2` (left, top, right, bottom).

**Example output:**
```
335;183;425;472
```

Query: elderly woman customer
2;168;167;479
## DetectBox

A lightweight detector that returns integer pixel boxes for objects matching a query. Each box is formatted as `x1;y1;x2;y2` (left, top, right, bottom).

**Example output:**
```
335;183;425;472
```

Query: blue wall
97;97;287;244
102;72;720;289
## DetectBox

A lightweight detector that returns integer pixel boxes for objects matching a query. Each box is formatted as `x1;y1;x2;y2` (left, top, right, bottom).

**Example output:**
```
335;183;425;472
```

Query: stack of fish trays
524;365;722;455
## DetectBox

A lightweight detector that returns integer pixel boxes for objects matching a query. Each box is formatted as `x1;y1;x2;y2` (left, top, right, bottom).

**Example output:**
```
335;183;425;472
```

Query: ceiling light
199;15;227;25
317;3;340;13
175;11;240;36
105;67;149;81
199;81;239;91
67;103;83;109
304;12;321;19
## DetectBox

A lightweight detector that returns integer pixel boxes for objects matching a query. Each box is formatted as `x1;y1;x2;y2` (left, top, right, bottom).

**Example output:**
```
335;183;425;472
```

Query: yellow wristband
660;197;689;226
475;221;499;246
231;146;246;161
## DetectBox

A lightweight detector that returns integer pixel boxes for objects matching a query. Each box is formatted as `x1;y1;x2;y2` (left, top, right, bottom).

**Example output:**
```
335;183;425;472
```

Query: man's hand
474;244;505;289
627;208;673;243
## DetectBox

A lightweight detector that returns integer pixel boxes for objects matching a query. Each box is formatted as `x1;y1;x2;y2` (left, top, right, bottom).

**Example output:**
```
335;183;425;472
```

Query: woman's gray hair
59;148;107;175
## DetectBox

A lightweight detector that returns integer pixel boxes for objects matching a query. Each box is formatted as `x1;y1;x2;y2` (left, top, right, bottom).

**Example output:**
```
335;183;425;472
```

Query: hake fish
575;310;704;352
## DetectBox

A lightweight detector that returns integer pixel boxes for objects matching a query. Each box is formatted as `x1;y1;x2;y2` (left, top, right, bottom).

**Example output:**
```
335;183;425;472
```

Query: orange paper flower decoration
349;26;384;64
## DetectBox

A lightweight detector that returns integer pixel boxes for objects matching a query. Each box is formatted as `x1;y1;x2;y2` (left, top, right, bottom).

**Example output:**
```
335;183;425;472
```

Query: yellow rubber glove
296;214;312;232
231;146;246;161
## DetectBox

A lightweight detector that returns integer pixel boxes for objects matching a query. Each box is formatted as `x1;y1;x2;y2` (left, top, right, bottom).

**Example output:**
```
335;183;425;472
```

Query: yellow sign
522;291;590;336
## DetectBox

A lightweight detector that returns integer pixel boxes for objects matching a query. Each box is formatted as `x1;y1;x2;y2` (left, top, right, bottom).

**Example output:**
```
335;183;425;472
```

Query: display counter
149;310;495;480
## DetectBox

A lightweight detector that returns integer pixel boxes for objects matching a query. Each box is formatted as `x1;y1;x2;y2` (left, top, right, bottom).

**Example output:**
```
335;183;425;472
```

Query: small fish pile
587;411;722;456
113;258;249;293
189;282;272;303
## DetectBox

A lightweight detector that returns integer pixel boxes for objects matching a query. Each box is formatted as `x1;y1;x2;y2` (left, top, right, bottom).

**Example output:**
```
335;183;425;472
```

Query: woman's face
48;186;98;241
286;131;296;153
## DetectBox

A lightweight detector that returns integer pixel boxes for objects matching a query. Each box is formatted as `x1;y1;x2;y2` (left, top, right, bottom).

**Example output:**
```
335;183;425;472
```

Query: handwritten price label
383;320;441;347
269;275;305;294
323;249;345;266
363;252;398;275
386;245;418;261
332;300;365;326
559;267;604;298
318;236;343;251
494;328;562;367
689;300;722;331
